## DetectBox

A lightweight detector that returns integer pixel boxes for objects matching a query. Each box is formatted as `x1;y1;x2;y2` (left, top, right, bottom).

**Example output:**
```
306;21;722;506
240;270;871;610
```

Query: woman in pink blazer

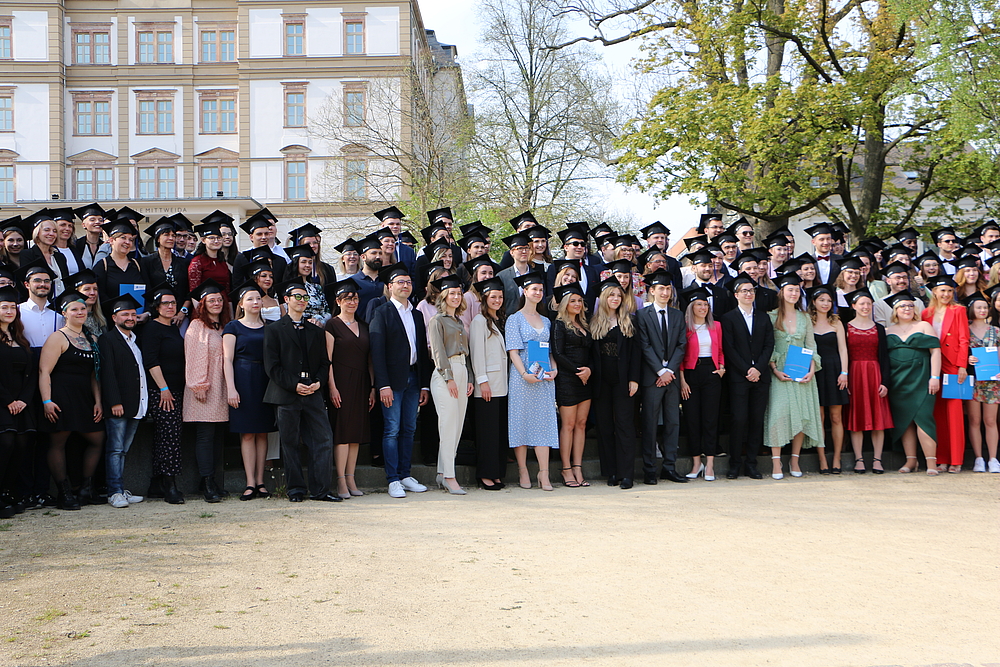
678;286;725;480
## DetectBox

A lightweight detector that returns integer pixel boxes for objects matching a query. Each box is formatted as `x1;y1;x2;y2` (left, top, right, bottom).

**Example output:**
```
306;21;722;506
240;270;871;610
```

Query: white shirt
392;297;418;366
654;305;672;377
120;327;148;419
19;300;64;348
269;243;290;262
739;305;755;333
57;247;80;276
815;252;833;283
695;325;712;357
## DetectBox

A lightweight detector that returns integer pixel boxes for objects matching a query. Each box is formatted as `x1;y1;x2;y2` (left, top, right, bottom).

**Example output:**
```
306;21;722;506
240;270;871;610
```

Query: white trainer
388;481;406;498
400;477;427;493
122;490;144;504
108;493;129;508
989;458;1000;473
973;457;987;473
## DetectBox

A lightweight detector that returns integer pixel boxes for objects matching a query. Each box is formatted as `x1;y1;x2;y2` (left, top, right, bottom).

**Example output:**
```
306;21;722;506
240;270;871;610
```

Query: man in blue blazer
369;262;432;498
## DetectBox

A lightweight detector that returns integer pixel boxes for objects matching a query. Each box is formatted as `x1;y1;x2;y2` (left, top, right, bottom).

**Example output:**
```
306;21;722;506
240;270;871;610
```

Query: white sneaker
973;457;987;473
122;490;144;504
989;458;1000;473
388;481;406;498
400;477;427;493
109;493;129;508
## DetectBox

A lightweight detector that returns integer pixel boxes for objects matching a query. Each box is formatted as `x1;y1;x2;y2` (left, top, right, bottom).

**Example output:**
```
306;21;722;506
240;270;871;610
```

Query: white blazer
469;313;509;398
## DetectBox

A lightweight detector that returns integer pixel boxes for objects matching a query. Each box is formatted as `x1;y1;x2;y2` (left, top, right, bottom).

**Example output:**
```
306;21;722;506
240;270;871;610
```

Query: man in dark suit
807;223;842;285
369;262;432;498
375;206;417;274
719;274;775;479
97;294;147;509
232;214;288;286
680;249;734;318
547;226;600;312
635;270;688;484
640;221;683;294
263;280;340;503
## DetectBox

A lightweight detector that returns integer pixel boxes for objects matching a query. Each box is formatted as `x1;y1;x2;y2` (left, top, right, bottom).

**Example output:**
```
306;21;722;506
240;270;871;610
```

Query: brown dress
326;317;371;443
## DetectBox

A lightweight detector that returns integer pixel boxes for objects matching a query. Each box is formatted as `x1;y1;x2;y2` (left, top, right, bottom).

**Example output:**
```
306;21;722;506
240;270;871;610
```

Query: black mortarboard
931;227;958;244
201;210;234;227
377;262;410;284
640;221;669;239
589;223;615;240
246;259;274;278
681;285;712;304
735;253;761;267
882;261;911;276
684;235;708;251
557;227;588;244
230;281;265;305
242;246;274;265
0;215;29;239
101;293;142;319
509;211;537;229
15;258;56;283
550;259;581;278
142;282;177;306
512;270;545;288
697;212;723;232
459;221;491;238
687;249;715;265
334;238;359;254
606;259;634;275
357;235;384;255
836;255;864;271
843;288;874;305
101;220;136;237
643;269;674;288
328;277;361;299
374;206;405;222
961;292;989;307
285;223;322;244
747;248;770;261
48;207;75;222
65;270;98;290
399;230;418;245
611;235;634;249
0;267;13;284
473;277;504;295
193;221;224;238
773;226;793;237
925;275;957;290
417;261;446;286
894;227;920;241
168;213;193;232
730;274;757;292
423;238;452;259
553;283;585;303
0;286;19;303
277;277;308;297
50;290;88;313
804;223;835;237
775;258;803;274
959;242;982;257
914;251;942;266
73;203;105;220
285;244;316;264
431;274;464;293
502;233;531;249
457;232;488;252
239;216;272;235
885;242;913;258
765;234;789;248
525;225;551;240
715;233;739;246
420;222;449;244
952;255;980;271
727;217;753;235
884;291;917;309
596;276;622;294
986;283;1000;301
794;253;817;266
144;217;176;238
986;239;1000;253
463;256;498;277
426;207;453;224
116;206;145;223
808;285;835;301
635;247;664;272
189;279;225;301
773;272;803;290
23;210;54;229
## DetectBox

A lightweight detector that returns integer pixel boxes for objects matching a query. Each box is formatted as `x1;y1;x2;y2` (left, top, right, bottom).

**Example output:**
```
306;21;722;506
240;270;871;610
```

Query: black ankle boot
57;479;80;511
146;474;165;499
77;477;95;506
201;476;221;503
163;476;185;504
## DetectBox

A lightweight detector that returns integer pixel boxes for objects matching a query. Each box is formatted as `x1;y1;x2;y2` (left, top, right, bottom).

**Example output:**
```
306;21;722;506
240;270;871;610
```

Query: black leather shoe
661;470;689;483
288;492;306;502
311;493;344;502
726;470;739;480
659;468;671;480
201;476;222;503
746;469;763;480
643;474;658;485
606;476;619;487
163;476;185;504
620;478;633;489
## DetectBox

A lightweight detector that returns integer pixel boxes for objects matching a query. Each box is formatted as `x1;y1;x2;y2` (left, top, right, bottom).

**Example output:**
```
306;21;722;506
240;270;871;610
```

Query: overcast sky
417;0;703;239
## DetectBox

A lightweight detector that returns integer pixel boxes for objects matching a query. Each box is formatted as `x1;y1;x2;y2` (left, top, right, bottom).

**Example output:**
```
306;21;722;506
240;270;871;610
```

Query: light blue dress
505;311;560;449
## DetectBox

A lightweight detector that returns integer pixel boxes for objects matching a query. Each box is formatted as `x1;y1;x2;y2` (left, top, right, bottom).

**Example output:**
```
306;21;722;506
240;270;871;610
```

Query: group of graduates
0;201;996;515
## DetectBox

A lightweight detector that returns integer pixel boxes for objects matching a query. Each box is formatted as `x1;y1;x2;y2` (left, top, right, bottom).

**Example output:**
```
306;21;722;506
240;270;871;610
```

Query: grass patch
0;522;11;531
213;625;229;630
34;609;66;623
198;512;215;519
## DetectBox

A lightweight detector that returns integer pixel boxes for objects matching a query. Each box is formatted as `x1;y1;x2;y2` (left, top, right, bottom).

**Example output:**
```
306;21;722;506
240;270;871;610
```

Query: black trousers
193;422;225;478
682;359;723;456
276;392;334;497
641;380;681;475
595;380;636;479
727;378;770;473
473;396;508;480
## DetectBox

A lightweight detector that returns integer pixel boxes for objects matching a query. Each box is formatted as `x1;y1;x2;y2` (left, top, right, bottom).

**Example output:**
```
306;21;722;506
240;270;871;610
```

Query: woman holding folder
965;294;1000;473
764;273;823;480
842;289;893;474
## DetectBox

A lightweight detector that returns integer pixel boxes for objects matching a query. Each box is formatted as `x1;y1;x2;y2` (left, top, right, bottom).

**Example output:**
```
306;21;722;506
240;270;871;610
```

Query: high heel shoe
686;462;705;479
537;469;553;491
561;467;580;488
898;456;919;473
572;465;590;486
440;477;467;495
704;469;716;481
853;458;866;474
336;475;351;500
926;456;939;476
771;456;784;480
346;474;364;496
872;457;884;474
790;454;803;478
478;479;502;490
518;467;531;489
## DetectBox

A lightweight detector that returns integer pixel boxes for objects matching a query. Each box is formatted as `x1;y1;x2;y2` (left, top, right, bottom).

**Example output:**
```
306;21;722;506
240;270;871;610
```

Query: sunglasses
566;241;586;247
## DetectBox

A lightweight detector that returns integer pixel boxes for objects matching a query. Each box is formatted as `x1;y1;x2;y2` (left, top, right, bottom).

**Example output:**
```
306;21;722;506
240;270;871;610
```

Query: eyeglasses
339;295;360;302
29;278;52;284
566;241;586;247
736;288;756;294
288;293;309;301
392;279;413;286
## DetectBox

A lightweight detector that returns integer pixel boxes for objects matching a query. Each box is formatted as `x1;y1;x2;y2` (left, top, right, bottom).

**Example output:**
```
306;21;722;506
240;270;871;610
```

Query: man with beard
352;235;386;322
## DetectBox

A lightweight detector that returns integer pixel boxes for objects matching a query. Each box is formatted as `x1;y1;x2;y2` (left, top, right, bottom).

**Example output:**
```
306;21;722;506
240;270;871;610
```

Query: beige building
0;0;467;243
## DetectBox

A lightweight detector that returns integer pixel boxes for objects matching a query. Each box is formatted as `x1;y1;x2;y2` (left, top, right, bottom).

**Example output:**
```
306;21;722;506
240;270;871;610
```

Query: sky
416;0;703;240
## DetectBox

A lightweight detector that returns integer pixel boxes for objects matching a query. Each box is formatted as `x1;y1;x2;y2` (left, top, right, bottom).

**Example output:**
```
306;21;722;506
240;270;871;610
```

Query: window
0;95;11;132
74;167;114;200
137;27;173;63
73;30;111;65
0;165;12;203
73;93;112;135
0;23;10;60
284;20;304;56
138;166;176;199
345;21;364;55
284;90;305;127
344;90;365;126
286;160;306;200
136;91;175;134
200;165;238;197
345;159;366;199
201;29;235;62
200;92;236;134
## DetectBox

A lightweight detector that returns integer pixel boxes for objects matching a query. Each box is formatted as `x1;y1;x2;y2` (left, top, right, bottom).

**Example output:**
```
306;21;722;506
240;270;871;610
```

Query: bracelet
43;399;52;405
159;387;169;392
930;375;940;380
840;371;848;376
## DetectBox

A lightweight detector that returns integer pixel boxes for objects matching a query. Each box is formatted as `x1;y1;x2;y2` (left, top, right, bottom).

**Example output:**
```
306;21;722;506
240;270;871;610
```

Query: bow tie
817;256;830;261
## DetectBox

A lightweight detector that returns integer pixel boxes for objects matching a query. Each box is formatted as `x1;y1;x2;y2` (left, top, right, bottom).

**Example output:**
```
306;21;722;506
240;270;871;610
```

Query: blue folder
119;283;146;315
782;345;814;382
972;347;1000;381
941;374;974;400
526;340;551;379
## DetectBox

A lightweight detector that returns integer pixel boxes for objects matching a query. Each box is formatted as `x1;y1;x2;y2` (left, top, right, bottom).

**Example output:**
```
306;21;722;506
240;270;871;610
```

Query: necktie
659;309;669;356
817;256;830;261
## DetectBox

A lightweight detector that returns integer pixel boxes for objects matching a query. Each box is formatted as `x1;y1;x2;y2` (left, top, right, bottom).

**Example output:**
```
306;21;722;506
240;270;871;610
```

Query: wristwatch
180;306;189;314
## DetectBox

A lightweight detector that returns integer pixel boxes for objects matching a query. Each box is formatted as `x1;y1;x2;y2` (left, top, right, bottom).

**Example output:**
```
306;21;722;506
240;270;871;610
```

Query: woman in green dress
884;292;941;476
764;273;823;480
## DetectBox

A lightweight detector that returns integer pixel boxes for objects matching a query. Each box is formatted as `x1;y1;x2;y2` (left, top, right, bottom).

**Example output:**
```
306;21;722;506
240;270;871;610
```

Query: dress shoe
288;492;306;502
643;474;658;485
606;475;619;487
619;478;633;489
661;470;689;483
746;469;763;480
686;463;705;479
201;476;222;503
659;468;671;480
311;493;344;502
478;480;502;490
726;470;739;480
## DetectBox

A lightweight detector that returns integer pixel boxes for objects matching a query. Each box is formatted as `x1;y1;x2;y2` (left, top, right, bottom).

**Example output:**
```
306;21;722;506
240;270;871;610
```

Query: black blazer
140;252;191;302
369;298;431;392
96;326;145;417
232;250;287;287
635;304;687;386
720;307;775;385
20;246;70;293
814;252;842;286
263;316;331;405
590;323;641;390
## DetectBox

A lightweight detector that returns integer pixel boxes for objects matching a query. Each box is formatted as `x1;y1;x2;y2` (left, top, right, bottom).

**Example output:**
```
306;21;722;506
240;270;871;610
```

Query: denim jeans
105;417;140;495
381;367;420;483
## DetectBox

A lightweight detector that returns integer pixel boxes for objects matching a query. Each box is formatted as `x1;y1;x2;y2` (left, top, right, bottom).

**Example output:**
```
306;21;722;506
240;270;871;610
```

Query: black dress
93;256;143;303
42;331;102;433
551;319;594;407
814;330;849;406
0;341;36;433
326;317;371;443
222;320;276;434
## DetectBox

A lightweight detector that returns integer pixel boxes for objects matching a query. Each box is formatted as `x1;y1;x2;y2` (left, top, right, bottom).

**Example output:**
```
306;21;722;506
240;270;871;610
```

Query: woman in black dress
93;220;142;304
223;283;276;500
808;286;848;473
140;218;191;326
38;291;104;510
325;278;373;499
0;286;35;517
140;283;186;504
551;282;594;487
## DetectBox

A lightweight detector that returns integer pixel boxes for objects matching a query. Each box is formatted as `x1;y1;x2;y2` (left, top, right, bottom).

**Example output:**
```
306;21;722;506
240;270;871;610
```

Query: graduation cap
509;211;537;229
65;269;98;291
463;256;498;278
101;220;136;238
686;249;715;266
287;223;323;244
377;262;410;284
735;253;762;268
15;257;56;283
681;285;712;304
143;217;176;238
525;225;551;240
635;247;665;272
836;255;865;272
420;222;449;244
914;251;942;267
201;210;234;227
730;274;758;292
830;221;851;235
882;261;911;276
807;285;835;301
240;209;277;235
417;261;446;285
775;258;803;275
0;286;19;304
925;275;956;290
189;279;225;301
48;207;75;222
773;226;793;238
715;233;739;246
431;274;464;293
550;259;582;277
168;213;194;232
727;217;754;235
557;227;588;244
591;276;619;295
374;206;405;222
952;255;980;271
773;272;803;290
605;259;634;275
230;281;265;305
961;292;989;307
640;221;669;239
643;269;674;288
765;234;789;249
101;293;142;319
73;203;105;220
512;270;546;289
50;290;88;313
885;242;913;258
0;267;14;285
399;230;418;246
457;232;488;252
285;244;316;263
553;283;585;304
746;248;770;261
684;235;708;251
327;277;361;299
357;235;384;255
697;212;723;232
277;277;308;296
794;252;817;266
423;237;452;258
246;259;275;278
986;283;1000;301
884;291;917;309
334;238;359;254
843;288;874;305
986;255;1000;269
610;235;635;249
142;282;177;307
193;221;225;238
0;215;29;239
426;207;453;224
241;245;274;265
804;222;835;238
974;221;999;237
459;221;490;238
589;223;615;240
23;210;54;229
986;239;1000;253
473;277;504;295
116;206;145;223
502;233;531;250
959;242;982;256
930;227;958;244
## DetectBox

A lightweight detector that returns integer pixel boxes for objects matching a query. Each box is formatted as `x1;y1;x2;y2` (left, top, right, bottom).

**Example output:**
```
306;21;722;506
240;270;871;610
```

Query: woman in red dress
843;290;894;473
922;275;970;472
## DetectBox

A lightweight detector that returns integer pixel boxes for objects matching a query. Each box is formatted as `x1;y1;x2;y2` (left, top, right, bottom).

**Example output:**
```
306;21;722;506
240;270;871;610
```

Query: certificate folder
941;374;974;400
526;341;550;379
972;346;1000;381
782;345;813;382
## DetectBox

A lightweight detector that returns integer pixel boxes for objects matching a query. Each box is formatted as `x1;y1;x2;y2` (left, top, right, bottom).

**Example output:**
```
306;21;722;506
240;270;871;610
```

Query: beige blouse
427;313;474;382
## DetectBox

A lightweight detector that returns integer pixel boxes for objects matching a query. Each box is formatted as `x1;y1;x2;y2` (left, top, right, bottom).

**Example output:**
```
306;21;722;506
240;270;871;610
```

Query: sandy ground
1;472;998;667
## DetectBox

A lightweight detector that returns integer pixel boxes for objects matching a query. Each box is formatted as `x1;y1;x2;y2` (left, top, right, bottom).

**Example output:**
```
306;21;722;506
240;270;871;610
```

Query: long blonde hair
590;285;634;339
434;287;467;316
555;293;589;333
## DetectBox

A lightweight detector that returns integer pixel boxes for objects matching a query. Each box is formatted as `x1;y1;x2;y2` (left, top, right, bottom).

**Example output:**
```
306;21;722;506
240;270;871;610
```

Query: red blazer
921;304;969;373
683;321;725;370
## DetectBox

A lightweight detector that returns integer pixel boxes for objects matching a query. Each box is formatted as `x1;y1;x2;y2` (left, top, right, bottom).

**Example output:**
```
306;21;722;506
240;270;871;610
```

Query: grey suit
635;304;687;477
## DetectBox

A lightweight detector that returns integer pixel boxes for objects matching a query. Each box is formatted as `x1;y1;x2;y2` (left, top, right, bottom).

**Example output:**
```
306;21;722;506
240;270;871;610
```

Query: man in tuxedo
375;206;417;274
369;262;432;498
635;270;688;485
719;275;775;479
548;226;600;312
263;280;340;503
807;223;842;285
233;214;287;286
680;249;734;318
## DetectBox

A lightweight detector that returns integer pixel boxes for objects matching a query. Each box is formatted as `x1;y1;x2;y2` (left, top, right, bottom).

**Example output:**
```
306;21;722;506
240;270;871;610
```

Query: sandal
853;459;866;474
561;467;580;488
572;465;590;486
871;458;884;475
255;484;271;498
239;486;257;501
898;456;918;474
926;457;939;476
